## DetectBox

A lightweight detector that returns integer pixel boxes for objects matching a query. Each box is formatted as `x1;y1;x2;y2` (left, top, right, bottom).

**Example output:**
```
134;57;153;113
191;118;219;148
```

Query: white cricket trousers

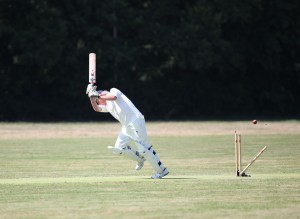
115;116;151;152
114;116;167;173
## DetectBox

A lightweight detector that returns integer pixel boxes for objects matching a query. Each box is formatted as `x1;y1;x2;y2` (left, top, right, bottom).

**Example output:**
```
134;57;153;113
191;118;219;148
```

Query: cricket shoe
135;158;145;171
151;168;169;179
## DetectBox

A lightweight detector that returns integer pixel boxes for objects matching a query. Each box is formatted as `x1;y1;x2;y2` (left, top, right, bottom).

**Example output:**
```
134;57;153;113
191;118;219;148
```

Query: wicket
234;131;267;177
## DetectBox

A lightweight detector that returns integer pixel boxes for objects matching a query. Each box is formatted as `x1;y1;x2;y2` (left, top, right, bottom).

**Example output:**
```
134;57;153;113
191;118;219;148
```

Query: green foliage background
1;0;299;121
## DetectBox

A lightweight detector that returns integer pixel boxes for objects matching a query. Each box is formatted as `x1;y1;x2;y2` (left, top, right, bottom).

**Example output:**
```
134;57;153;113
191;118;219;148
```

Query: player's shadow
144;177;197;180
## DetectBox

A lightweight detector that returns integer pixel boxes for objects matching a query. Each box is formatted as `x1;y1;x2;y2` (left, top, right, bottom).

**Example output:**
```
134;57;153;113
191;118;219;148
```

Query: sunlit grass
0;122;299;219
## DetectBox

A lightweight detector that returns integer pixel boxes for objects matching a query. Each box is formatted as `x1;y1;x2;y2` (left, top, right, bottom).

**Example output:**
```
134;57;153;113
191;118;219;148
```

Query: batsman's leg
107;146;145;170
141;146;169;179
108;131;145;170
127;119;169;179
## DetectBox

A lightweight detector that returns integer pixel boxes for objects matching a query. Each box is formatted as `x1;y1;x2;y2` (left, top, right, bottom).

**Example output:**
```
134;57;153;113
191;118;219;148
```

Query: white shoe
151;168;169;179
135;159;145;171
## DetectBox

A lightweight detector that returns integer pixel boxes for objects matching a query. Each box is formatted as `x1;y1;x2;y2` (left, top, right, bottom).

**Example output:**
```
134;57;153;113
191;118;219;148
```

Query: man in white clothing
86;85;169;179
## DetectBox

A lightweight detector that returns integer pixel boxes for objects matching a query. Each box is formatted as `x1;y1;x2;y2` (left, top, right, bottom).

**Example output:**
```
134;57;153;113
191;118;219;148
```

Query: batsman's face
96;98;107;105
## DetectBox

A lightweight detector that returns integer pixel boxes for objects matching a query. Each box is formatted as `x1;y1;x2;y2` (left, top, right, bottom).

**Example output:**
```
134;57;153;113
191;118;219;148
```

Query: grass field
0;121;299;219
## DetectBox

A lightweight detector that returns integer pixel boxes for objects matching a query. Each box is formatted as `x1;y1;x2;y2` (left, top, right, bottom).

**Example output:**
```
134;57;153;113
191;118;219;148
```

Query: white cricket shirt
104;88;143;126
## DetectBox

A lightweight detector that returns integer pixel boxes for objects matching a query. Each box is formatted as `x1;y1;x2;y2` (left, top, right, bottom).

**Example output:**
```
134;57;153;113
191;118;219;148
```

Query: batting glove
86;84;97;95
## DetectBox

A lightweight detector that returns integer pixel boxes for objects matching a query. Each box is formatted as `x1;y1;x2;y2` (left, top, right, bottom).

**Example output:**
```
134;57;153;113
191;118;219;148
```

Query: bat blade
89;53;96;84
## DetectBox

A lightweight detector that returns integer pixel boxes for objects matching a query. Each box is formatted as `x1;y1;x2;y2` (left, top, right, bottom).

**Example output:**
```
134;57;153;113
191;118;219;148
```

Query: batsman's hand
88;90;99;98
86;84;97;95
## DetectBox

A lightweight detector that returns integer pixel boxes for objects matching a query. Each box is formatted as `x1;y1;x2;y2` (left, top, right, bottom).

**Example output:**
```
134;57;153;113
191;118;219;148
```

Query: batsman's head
98;90;109;96
96;97;107;105
95;90;109;105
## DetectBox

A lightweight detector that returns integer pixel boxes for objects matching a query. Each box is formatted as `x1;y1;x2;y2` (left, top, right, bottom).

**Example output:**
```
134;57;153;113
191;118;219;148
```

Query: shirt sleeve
109;88;121;99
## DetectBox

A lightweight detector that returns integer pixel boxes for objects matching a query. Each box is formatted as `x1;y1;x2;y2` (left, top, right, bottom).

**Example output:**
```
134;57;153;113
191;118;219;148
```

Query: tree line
0;0;299;121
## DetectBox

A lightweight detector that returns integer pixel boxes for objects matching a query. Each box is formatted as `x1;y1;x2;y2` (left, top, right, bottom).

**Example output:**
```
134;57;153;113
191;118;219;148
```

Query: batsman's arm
98;90;117;101
99;94;117;101
89;97;108;112
89;97;101;112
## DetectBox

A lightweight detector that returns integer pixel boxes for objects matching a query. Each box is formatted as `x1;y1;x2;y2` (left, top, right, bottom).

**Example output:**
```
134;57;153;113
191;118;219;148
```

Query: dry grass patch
0;120;299;139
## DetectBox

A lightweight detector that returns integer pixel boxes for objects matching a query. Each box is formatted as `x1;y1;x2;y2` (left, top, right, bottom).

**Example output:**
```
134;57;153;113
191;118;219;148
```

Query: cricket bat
89;53;96;85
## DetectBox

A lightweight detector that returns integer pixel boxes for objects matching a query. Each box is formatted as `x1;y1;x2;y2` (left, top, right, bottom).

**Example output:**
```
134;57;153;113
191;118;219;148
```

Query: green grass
0;122;299;219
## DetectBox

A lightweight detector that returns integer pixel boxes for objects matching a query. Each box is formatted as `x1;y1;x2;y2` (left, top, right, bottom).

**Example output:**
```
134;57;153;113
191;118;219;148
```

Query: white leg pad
107;146;123;155
107;146;145;163
142;146;166;173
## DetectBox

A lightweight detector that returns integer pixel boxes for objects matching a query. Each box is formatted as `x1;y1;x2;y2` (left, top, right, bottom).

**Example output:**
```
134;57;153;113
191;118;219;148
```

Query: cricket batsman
86;85;169;179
